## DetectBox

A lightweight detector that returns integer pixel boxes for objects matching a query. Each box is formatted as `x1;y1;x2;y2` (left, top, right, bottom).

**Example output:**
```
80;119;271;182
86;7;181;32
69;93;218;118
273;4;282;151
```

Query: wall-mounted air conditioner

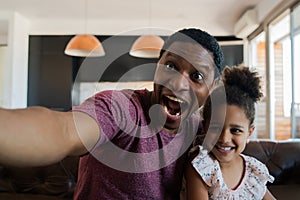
234;8;259;38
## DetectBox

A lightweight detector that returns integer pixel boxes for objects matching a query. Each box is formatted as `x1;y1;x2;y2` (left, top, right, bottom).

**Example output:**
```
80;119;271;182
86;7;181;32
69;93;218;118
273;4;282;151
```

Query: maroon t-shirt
72;89;201;200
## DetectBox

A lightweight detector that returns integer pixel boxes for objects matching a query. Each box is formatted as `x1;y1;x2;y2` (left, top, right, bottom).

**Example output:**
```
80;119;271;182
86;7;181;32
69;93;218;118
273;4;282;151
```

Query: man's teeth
164;106;180;116
165;95;184;103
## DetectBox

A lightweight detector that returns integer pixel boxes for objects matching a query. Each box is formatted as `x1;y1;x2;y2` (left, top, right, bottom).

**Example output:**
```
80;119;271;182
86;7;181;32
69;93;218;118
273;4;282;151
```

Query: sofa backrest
0;156;79;198
243;139;300;185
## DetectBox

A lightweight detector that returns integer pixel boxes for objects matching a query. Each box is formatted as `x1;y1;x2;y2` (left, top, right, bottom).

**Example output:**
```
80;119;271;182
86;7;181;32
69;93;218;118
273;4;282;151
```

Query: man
0;28;224;199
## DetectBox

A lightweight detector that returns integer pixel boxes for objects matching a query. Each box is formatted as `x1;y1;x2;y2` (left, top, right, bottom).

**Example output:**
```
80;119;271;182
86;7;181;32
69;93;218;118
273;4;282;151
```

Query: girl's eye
230;128;242;134
191;72;204;81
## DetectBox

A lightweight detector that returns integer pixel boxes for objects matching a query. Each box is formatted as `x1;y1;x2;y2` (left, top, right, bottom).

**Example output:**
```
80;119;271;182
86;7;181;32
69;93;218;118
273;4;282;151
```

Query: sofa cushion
268;185;300;200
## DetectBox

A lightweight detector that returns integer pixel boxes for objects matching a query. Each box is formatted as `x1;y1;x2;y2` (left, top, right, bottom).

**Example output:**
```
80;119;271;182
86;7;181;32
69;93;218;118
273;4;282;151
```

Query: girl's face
205;104;254;166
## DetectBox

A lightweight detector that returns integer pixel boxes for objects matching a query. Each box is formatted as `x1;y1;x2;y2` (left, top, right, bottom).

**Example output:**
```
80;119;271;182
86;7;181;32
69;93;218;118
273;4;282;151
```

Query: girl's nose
218;129;231;143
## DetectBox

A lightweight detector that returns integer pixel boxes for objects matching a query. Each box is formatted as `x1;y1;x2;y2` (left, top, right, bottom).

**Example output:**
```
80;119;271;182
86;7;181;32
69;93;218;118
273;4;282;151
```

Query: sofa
0;156;79;200
0;139;299;200
243;139;300;200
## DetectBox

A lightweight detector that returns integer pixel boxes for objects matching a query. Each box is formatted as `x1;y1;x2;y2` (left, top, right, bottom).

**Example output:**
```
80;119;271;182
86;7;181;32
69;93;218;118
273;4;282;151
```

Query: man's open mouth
162;95;186;118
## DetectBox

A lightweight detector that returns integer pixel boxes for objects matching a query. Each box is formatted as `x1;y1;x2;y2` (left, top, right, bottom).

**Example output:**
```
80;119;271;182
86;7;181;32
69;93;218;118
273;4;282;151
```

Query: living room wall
27;35;243;111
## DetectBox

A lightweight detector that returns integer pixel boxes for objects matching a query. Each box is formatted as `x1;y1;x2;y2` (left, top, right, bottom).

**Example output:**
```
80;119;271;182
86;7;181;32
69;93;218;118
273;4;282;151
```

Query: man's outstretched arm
0;106;100;167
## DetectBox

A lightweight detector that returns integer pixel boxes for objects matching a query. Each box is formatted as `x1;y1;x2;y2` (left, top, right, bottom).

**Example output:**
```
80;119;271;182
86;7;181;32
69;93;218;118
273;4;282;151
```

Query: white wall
0;46;8;107
293;3;300;30
29;18;234;36
0;12;29;108
9;13;29;108
256;0;283;22
0;35;7;45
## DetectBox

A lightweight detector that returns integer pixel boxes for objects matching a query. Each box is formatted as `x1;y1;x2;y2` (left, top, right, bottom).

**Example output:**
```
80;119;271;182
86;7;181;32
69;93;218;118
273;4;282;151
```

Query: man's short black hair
159;28;224;77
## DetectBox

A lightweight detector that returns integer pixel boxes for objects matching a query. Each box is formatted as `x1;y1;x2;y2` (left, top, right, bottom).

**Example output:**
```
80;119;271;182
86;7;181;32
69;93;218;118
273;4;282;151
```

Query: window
291;3;300;138
249;32;267;138
269;12;292;140
248;2;300;140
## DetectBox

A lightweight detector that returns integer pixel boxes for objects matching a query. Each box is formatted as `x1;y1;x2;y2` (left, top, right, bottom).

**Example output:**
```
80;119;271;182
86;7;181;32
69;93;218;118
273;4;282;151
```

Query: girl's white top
191;146;274;200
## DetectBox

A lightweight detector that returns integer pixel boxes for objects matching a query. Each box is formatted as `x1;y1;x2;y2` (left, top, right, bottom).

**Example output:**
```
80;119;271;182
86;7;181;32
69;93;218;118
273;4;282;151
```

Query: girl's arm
185;161;209;200
263;189;276;200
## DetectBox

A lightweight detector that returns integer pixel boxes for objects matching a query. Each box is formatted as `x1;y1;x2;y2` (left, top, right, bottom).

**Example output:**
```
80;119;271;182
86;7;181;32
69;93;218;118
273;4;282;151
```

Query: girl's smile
207;104;254;166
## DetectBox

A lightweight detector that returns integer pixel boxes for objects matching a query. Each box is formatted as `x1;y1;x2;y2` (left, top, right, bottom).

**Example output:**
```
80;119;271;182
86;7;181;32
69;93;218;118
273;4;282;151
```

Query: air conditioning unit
234;8;259;38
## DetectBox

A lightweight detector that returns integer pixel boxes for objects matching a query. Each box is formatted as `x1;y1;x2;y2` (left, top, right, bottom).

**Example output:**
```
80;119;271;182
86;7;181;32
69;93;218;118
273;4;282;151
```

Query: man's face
152;41;217;132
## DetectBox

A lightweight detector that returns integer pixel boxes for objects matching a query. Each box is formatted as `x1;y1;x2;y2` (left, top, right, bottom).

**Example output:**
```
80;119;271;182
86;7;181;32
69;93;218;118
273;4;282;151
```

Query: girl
185;66;276;200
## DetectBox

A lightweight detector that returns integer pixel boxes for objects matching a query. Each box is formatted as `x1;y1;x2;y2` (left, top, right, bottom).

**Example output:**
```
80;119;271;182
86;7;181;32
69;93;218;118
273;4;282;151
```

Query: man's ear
211;77;221;91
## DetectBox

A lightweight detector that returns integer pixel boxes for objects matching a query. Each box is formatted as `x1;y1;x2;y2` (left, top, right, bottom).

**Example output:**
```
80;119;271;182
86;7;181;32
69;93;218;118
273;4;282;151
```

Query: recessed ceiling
0;0;268;36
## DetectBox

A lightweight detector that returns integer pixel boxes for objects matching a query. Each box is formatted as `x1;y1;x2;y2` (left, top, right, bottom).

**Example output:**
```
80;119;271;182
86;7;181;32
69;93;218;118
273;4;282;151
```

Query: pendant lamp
129;35;164;58
64;34;105;57
64;0;105;57
129;0;164;59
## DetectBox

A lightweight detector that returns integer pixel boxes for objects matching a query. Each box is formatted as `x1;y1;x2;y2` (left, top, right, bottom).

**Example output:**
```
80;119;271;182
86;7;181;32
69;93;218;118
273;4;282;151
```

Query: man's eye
165;63;176;71
208;125;222;133
191;72;204;81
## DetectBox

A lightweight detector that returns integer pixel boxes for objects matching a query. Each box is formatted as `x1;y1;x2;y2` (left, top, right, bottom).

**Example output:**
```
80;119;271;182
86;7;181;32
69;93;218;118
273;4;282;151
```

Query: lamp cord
84;0;87;34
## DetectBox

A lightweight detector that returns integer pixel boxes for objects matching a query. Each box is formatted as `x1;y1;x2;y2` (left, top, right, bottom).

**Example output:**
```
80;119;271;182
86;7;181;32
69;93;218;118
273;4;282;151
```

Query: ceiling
0;0;276;37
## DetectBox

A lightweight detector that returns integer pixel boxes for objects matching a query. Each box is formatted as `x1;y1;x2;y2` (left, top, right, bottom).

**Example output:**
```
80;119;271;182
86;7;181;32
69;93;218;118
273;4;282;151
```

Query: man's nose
168;72;190;92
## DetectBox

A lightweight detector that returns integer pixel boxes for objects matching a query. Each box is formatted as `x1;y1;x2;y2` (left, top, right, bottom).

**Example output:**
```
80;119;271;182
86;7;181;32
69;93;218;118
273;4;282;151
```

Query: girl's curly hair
202;65;263;126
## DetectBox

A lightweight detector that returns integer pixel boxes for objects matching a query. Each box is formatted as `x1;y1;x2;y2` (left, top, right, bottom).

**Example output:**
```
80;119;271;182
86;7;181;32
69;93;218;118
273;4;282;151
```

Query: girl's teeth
219;146;232;151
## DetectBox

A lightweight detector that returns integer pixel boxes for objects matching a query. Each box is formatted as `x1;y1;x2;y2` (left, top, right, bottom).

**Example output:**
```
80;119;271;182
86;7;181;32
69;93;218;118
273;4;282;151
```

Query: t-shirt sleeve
72;90;135;146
